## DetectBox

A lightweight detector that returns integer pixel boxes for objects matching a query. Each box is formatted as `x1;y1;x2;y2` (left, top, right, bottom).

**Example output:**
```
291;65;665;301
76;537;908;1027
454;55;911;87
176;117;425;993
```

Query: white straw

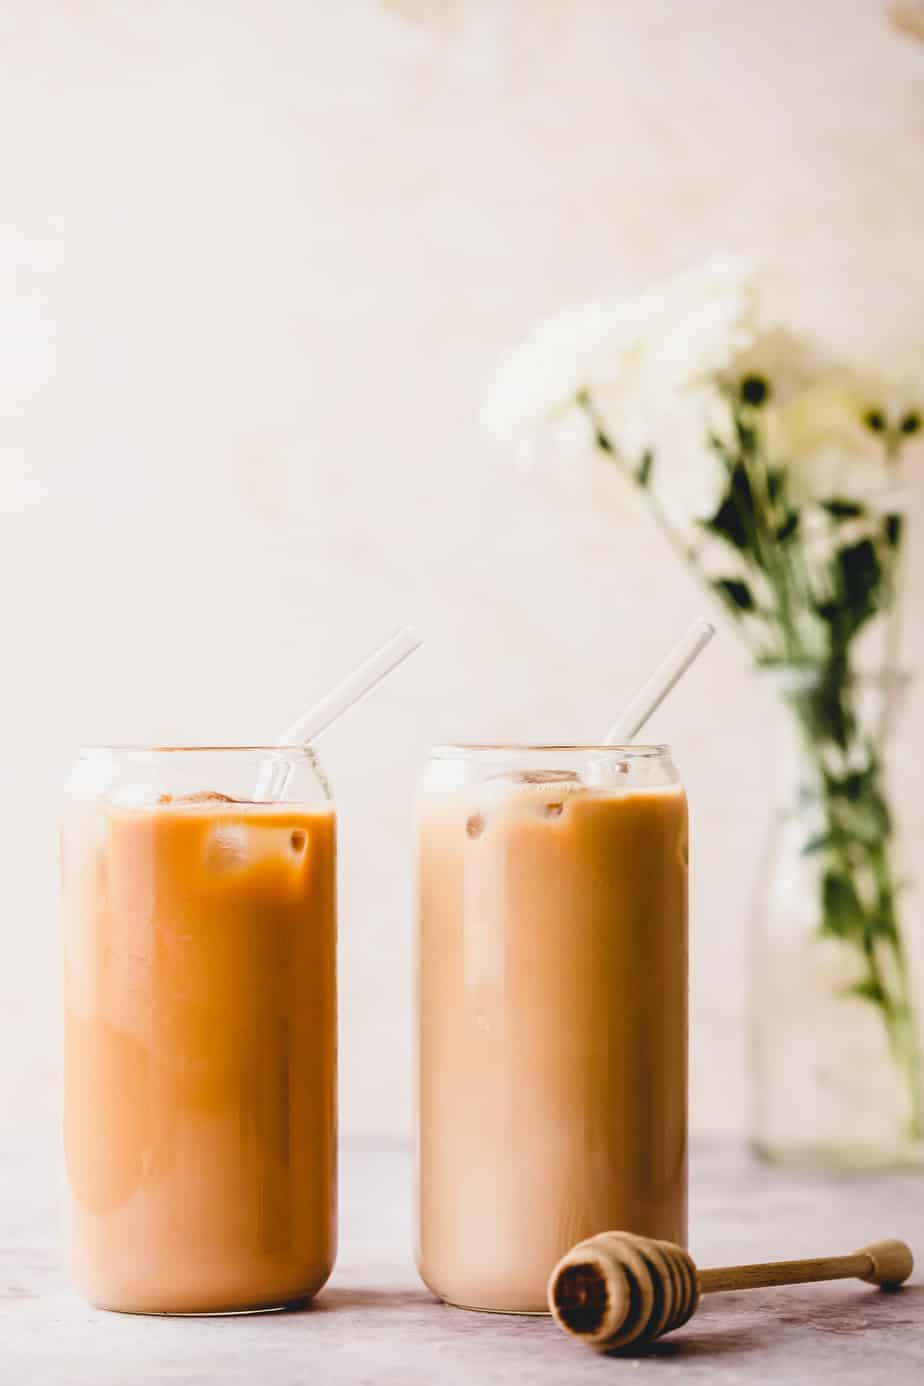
254;625;422;799
278;625;421;746
604;617;715;744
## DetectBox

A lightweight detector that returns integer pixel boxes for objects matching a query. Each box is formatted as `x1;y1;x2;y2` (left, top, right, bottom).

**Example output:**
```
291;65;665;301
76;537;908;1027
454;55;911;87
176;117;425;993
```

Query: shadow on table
284;1286;437;1315
272;1278;924;1365
604;1283;924;1361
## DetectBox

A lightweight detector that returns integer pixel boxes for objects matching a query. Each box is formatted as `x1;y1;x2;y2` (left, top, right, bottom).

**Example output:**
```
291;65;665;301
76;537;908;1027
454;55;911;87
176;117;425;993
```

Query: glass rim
78;744;314;754
431;743;671;757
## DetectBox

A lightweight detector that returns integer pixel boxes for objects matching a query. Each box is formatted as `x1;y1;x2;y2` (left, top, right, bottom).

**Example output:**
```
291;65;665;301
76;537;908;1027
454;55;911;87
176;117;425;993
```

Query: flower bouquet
484;257;923;1164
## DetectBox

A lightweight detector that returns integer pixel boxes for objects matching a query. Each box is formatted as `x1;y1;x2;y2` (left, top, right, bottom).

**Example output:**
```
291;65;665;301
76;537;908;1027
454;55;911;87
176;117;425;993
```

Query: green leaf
766;468;785;504
702;463;756;552
714;577;755;612
823;499;865;520
820;759;892;846
802;832;836;855
820;870;863;938
789;666;854;750
704;499;748;549
854;793;892;844
815;601;839;626
869;904;899;942
846;976;887;1006
776;511;799;542
838;538;881;606
842;769;871;801
735;417;757;454
636;451;654;487
826;538;883;643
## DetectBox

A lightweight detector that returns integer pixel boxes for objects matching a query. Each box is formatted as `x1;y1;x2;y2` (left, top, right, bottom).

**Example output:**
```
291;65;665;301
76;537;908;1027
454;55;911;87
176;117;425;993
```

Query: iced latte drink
416;745;687;1313
61;747;336;1314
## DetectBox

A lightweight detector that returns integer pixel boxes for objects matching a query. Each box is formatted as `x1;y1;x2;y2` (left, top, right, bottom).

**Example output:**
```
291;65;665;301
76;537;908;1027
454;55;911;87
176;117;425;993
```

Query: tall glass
61;747;337;1314
415;745;688;1313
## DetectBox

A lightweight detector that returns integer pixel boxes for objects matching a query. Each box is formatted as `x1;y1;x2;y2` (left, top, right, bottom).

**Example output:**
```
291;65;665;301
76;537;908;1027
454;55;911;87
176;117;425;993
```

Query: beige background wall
3;0;923;1141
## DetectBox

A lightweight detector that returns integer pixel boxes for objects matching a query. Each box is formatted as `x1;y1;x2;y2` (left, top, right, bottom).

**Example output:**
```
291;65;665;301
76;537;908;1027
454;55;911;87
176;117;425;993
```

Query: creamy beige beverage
62;753;336;1315
416;747;687;1313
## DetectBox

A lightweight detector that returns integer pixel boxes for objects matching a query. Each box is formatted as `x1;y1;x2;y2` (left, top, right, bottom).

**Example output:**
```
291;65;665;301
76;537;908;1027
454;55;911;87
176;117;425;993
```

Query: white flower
611;386;727;527
856;360;924;447
481;253;759;457
480;299;625;446
617;253;758;395
773;367;921;506
721;327;834;408
552;401;599;459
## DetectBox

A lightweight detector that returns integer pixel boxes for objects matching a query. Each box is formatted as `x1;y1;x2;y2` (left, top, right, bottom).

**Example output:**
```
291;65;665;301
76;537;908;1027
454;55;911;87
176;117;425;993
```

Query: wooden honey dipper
548;1230;914;1351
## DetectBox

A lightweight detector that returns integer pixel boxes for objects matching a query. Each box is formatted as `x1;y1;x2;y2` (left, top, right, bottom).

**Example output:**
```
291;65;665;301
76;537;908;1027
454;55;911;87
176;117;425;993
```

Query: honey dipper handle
698;1239;913;1296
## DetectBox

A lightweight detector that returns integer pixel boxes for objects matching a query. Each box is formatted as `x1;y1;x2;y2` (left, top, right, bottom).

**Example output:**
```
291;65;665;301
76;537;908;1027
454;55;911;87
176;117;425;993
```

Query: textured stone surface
3;1139;922;1384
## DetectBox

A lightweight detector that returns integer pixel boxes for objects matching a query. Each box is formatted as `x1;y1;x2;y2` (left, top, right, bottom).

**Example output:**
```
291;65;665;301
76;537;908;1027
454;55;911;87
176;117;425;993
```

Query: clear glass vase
750;666;923;1167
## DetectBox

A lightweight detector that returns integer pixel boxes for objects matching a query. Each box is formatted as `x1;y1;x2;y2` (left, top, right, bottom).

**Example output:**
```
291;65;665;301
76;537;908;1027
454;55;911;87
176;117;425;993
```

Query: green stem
877;435;905;744
729;403;803;661
578;392;770;660
792;707;922;1144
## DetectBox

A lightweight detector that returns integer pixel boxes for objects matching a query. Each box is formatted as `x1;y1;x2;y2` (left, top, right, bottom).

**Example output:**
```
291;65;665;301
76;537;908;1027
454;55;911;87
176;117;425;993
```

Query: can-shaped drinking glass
415;744;688;1313
61;746;337;1314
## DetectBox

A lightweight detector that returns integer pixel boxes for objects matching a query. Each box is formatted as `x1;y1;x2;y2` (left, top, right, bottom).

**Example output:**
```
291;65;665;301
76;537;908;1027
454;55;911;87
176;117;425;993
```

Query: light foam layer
106;792;334;817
